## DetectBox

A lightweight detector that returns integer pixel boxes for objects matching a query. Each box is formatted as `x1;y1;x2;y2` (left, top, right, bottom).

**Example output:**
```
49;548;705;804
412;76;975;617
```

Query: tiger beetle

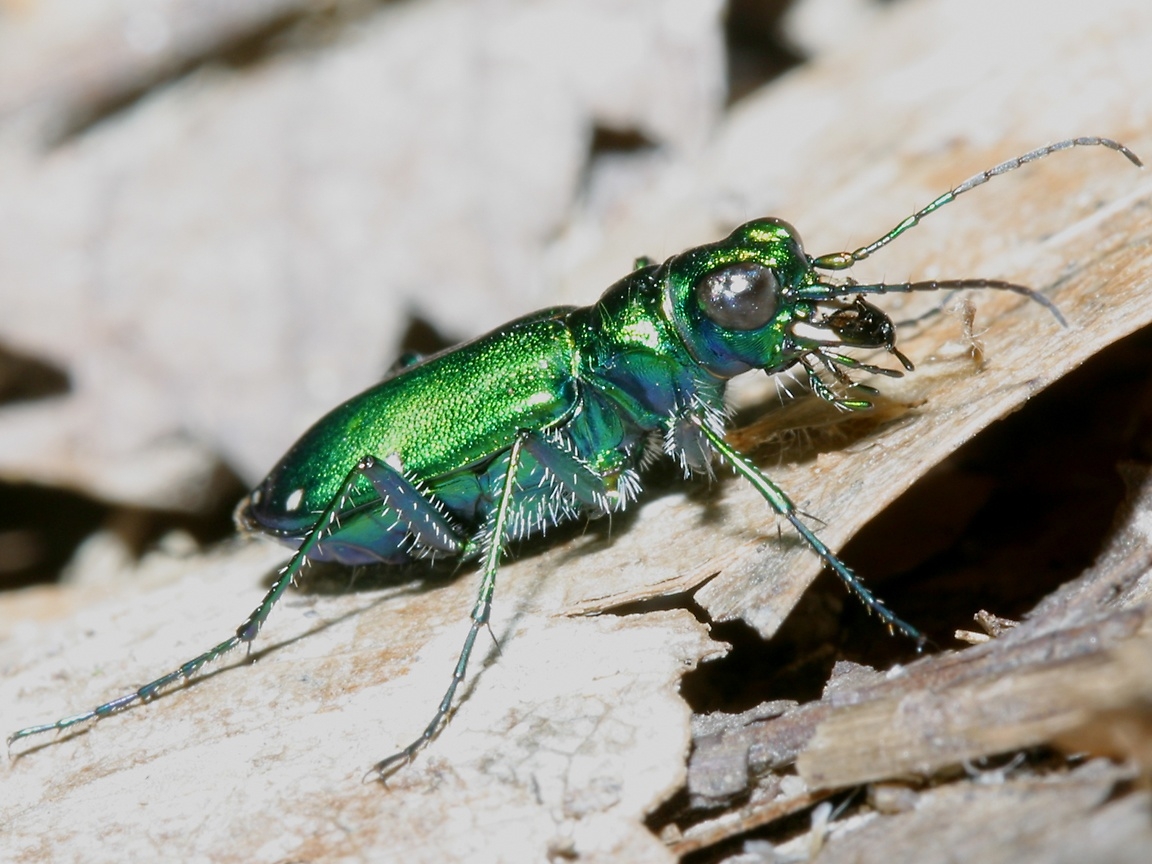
9;136;1141;778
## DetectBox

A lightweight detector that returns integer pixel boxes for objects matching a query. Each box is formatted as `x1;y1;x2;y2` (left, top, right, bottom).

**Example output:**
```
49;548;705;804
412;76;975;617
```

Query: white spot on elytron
285;488;305;512
384;453;404;472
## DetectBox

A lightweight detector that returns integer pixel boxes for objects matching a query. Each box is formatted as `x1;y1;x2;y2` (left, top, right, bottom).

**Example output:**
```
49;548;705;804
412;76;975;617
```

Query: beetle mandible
9;136;1141;777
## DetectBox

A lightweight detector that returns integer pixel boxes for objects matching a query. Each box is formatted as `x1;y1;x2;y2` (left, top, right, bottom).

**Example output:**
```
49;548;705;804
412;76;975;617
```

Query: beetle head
663;216;1058;410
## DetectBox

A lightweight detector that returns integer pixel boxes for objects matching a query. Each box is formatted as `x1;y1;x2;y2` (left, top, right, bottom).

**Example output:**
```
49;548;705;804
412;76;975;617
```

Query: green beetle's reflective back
240;308;585;564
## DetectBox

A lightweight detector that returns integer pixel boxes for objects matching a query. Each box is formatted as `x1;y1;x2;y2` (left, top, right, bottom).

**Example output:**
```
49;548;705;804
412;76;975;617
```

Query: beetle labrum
9;136;1141;777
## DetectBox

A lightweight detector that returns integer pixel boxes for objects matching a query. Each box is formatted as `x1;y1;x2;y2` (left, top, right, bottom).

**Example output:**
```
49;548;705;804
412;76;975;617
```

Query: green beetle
10;137;1139;776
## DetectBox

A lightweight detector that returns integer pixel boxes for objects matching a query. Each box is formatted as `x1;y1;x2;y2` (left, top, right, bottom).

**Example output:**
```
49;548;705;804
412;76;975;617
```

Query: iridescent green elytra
9;137;1141;777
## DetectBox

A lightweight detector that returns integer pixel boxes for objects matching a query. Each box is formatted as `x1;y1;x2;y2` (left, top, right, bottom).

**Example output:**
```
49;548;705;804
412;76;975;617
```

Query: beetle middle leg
370;434;531;778
522;431;617;511
369;428;629;777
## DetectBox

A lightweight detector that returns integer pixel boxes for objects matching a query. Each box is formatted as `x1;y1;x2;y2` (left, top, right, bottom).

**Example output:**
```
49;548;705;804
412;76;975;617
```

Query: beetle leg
799;355;875;411
8;461;375;748
522;432;614;511
697;422;923;645
357;455;463;554
371;434;528;778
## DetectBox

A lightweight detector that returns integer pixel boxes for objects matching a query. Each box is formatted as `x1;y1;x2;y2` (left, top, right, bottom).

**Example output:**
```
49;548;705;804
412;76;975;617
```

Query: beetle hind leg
357;455;464;556
8;461;382;749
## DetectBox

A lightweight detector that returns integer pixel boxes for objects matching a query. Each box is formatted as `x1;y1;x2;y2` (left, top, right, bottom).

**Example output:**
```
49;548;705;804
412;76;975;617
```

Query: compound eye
694;261;779;331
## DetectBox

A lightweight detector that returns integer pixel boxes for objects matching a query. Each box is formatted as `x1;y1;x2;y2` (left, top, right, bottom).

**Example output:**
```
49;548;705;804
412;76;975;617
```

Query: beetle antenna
811;137;1142;272
798;278;1067;326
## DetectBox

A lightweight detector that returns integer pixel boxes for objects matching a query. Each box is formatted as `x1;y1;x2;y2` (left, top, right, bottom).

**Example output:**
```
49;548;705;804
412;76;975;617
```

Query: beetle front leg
371;434;528;778
697;423;923;644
